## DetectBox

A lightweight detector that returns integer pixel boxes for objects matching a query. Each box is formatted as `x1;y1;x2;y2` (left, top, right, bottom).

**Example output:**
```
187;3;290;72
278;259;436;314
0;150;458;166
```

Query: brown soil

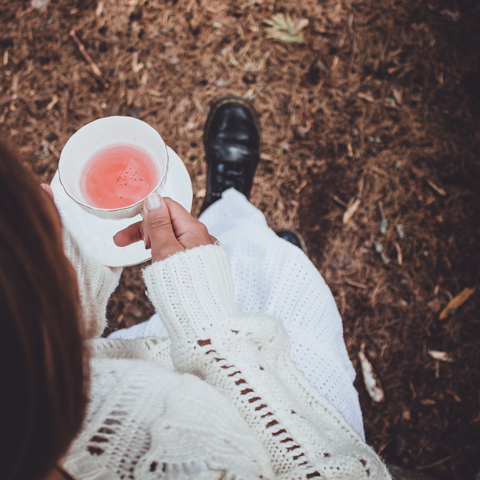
1;0;479;479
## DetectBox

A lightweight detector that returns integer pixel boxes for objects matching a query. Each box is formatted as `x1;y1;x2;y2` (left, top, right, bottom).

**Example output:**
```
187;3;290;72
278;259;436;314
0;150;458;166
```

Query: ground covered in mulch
1;0;479;478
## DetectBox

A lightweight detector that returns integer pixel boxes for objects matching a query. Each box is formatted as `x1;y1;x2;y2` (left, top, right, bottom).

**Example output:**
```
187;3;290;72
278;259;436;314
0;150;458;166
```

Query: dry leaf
358;343;384;402
95;1;104;16
411;166;428;178
428;350;454;362
264;14;309;44
195;188;206;198
357;92;374;103
393;88;403;105
347;142;353;157
31;0;51;9
343;198;361;224
439;286;477;320
132;52;144;73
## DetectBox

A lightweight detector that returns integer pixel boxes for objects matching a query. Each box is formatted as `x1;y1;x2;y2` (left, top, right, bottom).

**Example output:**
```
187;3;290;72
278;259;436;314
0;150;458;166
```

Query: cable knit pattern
200;190;364;438
91;337;174;370
64;358;274;480
142;245;391;479
60;209;390;479
110;189;364;438
63;228;122;338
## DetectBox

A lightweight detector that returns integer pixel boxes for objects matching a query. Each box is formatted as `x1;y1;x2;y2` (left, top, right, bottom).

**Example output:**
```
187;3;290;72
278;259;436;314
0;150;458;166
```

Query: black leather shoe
276;229;308;256
200;96;261;213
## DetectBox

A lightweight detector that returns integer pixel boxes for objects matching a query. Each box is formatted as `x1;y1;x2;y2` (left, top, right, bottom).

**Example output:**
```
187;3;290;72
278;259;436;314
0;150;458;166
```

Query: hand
113;194;217;262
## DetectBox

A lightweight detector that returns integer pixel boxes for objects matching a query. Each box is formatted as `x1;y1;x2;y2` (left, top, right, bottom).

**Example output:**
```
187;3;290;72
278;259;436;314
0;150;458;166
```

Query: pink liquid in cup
81;144;159;209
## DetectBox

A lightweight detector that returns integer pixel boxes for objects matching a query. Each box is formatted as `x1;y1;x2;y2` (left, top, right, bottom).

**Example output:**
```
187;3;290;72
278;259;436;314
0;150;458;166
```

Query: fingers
144;193;184;262
163;198;216;250
113;221;144;247
164;198;202;237
112;194;218;262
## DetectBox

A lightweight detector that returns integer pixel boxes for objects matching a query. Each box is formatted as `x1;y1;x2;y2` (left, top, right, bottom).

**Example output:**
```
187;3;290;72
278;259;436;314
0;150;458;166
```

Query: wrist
143;244;236;342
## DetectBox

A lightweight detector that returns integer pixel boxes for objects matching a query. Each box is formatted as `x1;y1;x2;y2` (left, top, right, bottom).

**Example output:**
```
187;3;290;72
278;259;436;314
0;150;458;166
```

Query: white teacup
58;116;169;220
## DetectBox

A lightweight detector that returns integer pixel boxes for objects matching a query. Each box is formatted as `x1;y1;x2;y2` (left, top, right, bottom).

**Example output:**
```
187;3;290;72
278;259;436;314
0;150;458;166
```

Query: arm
144;245;390;480
117;194;390;479
63;227;122;338
42;182;122;338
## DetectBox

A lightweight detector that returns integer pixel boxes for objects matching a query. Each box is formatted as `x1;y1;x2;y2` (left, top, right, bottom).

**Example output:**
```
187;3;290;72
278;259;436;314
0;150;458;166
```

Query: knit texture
110;189;364;438
63;228;122;338
200;190;364;438
141;245;390;479
64;358;274;480
60;210;391;479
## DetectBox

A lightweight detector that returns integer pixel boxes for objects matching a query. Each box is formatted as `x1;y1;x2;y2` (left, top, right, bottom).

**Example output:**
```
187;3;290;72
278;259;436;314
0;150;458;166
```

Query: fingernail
145;193;163;211
40;183;48;191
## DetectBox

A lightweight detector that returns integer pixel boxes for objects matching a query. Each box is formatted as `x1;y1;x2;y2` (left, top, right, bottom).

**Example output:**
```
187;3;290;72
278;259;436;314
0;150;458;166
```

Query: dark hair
0;140;88;480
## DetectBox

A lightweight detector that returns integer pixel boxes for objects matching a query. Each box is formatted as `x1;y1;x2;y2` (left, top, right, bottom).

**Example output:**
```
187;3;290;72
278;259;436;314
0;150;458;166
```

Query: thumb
144;193;184;262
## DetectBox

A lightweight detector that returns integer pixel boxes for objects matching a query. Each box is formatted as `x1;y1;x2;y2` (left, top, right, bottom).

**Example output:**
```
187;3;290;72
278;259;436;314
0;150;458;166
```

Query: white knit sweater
61;230;391;480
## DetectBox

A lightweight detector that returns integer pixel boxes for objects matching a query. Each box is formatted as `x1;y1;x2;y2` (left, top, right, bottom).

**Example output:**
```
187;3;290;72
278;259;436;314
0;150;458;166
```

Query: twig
41;140;60;158
343;198;361;224
70;30;108;88
394;241;402;266
439;286;477;320
345;279;367;289
377;201;387;234
347;14;355;77
371;165;389;178
357;92;374;103
358;343;384;402
416;456;452;471
426;178;446;196
46;94;58;111
332;195;348;208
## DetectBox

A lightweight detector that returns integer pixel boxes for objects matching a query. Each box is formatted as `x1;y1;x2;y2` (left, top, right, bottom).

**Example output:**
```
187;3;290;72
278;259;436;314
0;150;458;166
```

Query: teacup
58;116;169;220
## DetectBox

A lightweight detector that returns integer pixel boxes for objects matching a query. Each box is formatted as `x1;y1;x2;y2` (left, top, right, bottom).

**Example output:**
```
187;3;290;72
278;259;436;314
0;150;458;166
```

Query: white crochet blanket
110;189;364;439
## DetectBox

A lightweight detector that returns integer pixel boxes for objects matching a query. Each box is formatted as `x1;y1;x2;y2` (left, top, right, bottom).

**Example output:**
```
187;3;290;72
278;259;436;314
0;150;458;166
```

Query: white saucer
51;146;193;268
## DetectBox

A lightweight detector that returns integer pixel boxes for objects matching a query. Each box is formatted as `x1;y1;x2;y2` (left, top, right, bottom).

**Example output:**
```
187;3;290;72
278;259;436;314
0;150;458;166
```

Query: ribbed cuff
143;245;237;344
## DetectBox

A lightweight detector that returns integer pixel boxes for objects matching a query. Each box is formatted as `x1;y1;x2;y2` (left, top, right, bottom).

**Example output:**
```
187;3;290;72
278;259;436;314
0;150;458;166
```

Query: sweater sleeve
143;245;391;480
63;228;122;339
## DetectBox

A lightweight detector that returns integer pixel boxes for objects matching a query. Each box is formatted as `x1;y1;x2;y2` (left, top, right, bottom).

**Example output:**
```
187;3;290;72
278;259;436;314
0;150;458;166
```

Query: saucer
51;146;193;268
